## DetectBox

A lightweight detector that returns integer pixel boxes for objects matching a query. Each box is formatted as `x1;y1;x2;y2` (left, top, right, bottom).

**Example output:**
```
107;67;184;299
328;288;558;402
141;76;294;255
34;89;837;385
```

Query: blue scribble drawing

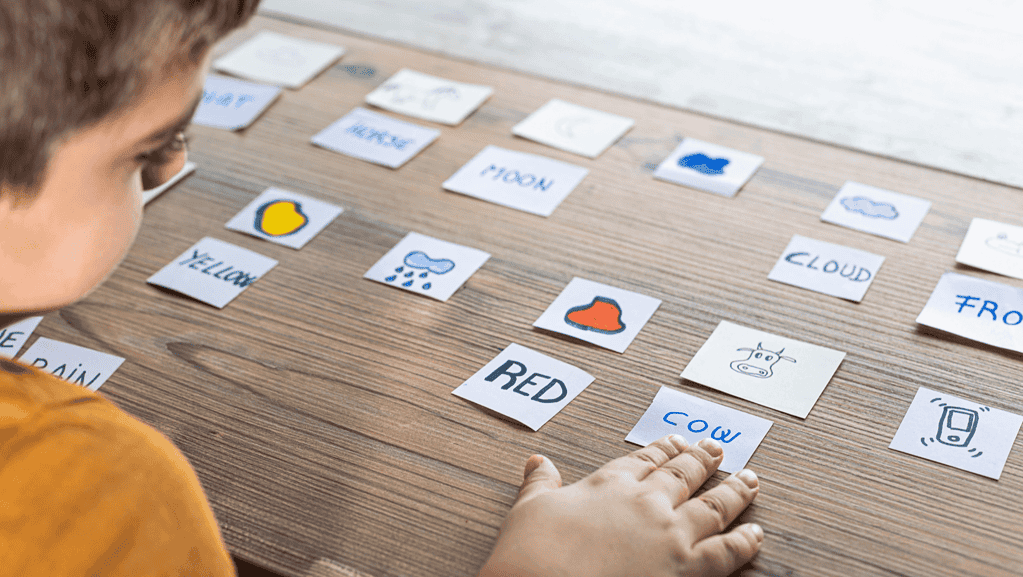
921;398;989;457
840;196;899;219
678;153;729;176
385;251;455;290
986;233;1023;257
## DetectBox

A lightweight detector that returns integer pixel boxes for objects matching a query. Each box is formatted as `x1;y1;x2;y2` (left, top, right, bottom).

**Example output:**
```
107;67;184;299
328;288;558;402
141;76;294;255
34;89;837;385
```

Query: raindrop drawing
729;343;796;379
385;250;455;290
921;398;989;457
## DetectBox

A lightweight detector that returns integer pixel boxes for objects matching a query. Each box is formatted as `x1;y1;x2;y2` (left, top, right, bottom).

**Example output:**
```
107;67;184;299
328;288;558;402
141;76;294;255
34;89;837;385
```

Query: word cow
729;343;796;379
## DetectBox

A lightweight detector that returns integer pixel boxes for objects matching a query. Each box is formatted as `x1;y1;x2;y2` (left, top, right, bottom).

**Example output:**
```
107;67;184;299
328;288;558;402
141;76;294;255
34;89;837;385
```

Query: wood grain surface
27;13;1023;577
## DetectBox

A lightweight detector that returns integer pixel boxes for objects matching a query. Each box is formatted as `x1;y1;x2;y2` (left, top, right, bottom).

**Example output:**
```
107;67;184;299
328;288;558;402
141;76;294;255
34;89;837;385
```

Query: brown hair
0;0;260;197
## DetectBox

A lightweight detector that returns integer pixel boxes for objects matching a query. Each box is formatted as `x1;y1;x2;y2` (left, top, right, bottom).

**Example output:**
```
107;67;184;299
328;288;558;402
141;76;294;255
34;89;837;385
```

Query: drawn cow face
729;343;796;379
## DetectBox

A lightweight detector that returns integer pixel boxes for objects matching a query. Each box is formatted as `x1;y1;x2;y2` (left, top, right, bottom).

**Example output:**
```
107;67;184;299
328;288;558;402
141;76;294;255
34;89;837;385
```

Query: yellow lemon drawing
255;199;308;237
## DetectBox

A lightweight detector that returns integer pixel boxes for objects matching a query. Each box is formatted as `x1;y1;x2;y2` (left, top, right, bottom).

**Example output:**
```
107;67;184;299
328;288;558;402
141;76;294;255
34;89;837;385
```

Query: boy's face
0;55;210;323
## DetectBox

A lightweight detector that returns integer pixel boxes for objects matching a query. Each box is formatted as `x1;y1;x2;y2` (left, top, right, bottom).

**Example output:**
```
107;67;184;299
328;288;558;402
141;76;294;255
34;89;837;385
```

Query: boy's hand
479;436;763;577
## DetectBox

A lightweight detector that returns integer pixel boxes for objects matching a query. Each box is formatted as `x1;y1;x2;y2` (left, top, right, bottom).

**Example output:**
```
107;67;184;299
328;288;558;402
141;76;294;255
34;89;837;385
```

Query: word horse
729;343;796;379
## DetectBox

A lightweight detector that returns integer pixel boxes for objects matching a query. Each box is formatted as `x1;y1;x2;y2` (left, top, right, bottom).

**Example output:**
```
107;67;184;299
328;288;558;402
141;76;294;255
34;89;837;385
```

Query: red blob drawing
564;296;626;335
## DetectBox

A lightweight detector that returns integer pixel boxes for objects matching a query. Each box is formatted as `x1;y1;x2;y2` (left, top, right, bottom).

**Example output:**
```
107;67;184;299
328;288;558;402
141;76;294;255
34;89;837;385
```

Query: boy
0;1;763;575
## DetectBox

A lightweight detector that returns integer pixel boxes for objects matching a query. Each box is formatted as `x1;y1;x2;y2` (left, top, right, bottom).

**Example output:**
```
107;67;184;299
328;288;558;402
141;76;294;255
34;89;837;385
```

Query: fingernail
749;523;764;542
524;455;544;477
669;434;689;448
736;469;759;489
699;438;723;457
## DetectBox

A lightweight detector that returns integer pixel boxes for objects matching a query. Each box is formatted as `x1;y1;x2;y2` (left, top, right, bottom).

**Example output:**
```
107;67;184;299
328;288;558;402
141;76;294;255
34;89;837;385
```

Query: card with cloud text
226;187;343;249
820;181;931;243
147;237;278;309
512;99;634;158
192;75;282;131
311;107;440;168
768;235;885;302
365;69;492;125
654;138;764;197
214;31;345;88
533;278;661;353
452;343;595;431
0;316;43;359
364;232;490;302
956;218;1023;281
681;321;846;418
18;338;125;392
916;272;1023;354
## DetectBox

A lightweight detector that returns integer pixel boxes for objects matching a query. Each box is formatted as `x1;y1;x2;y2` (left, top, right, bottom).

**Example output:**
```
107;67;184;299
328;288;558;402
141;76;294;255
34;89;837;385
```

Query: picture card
191;74;282;131
364;232;490;302
653;138;764;198
680;321;846;418
142;162;196;205
956;218;1023;281
311;107;440;169
18;338;125;392
147;237;278;309
533;277;661;353
225;187;343;249
442;145;589;217
768;235;885;302
626;386;773;473
365;69;493;125
512;99;634;158
452;343;595;431
213;31;345;89
0;316;43;359
889;387;1022;480
916;272;1023;354
820;181;931;243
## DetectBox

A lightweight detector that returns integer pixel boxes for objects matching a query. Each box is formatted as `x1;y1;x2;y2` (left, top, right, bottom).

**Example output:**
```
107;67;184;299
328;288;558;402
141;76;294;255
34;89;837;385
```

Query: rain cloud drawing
385;251;455;290
730;343;796;379
840;196;899;220
678;153;729;176
921;397;989;457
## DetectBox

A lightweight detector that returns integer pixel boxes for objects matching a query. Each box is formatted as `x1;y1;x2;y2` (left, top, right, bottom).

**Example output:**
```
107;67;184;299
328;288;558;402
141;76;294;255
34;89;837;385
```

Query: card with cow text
533;277;661;353
820;181;931;243
512;99;634;158
768;235;885;302
0;316;43;360
681;321;846;418
18;338;125;392
654;138;764;197
225;187;343;249
311;107;441;169
365;69;493;125
442;145;589;216
147;237;279;309
214;31;346;89
916;272;1023;354
626;386;773;473
889;387;1022;480
364;232;490;302
452;343;595;431
956;218;1023;281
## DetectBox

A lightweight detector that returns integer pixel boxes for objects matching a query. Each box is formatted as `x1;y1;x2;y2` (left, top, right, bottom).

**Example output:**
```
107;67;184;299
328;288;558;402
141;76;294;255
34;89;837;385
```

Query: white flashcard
0;316;43;359
311;107;441;169
768;235;885;302
225;187;343;249
653;138;764;198
681;321;846;419
142;161;196;205
442;145;589;217
626;386;773;473
213;31;345;89
533;277;661;353
365;69;493;125
820;181;931;243
512;99;634;159
18;338;125;392
147;237;278;309
916;272;1023;354
452;343;595;431
364;232;490;302
889;387;1022;480
191;74;282;131
956;218;1023;281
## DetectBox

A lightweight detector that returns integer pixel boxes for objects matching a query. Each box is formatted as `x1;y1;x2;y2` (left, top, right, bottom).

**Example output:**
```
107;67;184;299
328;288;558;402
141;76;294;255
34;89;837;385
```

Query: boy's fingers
603;435;688;479
689;523;764;577
642;438;722;505
678;470;759;541
515;455;562;505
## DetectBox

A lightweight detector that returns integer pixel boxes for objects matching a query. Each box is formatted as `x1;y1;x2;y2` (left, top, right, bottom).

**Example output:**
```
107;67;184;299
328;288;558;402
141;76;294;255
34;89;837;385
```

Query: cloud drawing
840;196;898;219
678;153;729;176
404;251;455;274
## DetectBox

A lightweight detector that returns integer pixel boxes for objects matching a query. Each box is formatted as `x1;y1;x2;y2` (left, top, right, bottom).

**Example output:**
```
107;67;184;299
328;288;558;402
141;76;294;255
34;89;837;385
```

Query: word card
311;107;440;168
653;138;764;198
916;272;1023;353
0;316;43;359
213;31;346;89
192;75;282;131
820;181;931;243
364;232;490;301
148;237;278;309
226;187;343;249
512;99;635;158
890;387;1022;480
533;277;661;353
143;162;195;205
452;343;594;431
442;145;589;217
956;218;1023;281
768;235;885;302
626;386;773;473
365;69;493;125
681;321;846;418
19;338;125;392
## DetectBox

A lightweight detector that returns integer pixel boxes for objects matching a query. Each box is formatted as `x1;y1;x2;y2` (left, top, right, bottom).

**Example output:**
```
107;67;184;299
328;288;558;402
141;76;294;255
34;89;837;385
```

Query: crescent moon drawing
554;115;590;139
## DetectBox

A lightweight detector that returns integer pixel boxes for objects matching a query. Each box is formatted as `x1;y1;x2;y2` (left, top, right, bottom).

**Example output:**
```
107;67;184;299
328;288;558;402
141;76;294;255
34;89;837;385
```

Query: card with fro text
214;31;345;89
916;272;1023;354
365;69;492;125
225;187;343;249
512;99;634;158
364;232;490;302
192;74;282;131
654;138;764;198
820;181;931;243
0;316;43;360
18;338;125;392
956;218;1023;281
311;107;440;169
147;237;278;309
768;235;885;302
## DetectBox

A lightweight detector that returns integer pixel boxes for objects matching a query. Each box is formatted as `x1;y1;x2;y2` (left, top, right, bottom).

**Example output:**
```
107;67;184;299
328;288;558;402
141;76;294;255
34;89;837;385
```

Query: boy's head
0;0;259;323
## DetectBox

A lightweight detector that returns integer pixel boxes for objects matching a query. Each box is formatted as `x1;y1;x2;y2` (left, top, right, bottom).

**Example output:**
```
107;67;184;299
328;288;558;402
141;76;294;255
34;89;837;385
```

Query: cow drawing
729;343;796;379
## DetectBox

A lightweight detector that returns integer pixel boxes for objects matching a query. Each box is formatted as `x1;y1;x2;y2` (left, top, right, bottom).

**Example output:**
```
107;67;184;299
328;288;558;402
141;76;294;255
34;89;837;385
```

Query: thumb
516;454;562;505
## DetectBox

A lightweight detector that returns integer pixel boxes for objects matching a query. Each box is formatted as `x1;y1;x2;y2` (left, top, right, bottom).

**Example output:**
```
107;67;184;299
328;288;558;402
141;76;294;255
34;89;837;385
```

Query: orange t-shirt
0;357;234;576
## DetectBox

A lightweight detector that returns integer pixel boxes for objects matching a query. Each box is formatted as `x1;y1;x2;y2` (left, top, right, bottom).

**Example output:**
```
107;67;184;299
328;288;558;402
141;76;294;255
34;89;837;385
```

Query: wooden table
37;14;1023;577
